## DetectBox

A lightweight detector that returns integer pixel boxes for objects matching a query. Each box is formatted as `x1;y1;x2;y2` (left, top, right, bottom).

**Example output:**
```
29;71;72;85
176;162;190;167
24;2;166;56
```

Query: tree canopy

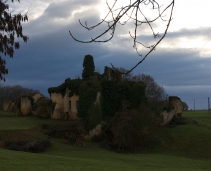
82;54;95;80
0;0;28;81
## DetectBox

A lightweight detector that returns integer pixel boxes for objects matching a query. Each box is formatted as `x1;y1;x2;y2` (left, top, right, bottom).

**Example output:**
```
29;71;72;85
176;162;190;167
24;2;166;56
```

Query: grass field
0;110;211;171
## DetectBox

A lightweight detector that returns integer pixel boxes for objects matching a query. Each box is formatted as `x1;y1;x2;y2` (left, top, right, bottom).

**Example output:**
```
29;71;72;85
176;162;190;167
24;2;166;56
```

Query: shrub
5;139;51;153
44;121;86;144
34;97;51;118
168;116;189;127
44;124;67;138
101;102;160;152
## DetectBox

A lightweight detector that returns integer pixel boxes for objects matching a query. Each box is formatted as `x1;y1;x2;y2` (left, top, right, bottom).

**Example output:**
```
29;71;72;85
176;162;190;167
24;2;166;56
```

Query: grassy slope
0;111;211;171
154;110;211;159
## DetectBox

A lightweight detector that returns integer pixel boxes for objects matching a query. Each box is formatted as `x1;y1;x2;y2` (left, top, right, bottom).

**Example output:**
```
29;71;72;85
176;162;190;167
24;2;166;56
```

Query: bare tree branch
69;0;175;74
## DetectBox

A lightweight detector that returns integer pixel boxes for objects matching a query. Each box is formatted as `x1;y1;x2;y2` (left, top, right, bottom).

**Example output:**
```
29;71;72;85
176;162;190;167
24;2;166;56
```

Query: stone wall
3;99;11;112
69;93;79;120
161;109;176;125
33;93;43;103
51;92;64;119
50;89;79;120
170;97;183;116
21;97;32;115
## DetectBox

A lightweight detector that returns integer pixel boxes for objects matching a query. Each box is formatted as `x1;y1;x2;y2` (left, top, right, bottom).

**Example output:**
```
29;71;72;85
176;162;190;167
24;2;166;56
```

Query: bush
5;139;51;153
44;124;67;138
168;116;189;127
101;102;160;152
34;98;51;118
43;121;86;144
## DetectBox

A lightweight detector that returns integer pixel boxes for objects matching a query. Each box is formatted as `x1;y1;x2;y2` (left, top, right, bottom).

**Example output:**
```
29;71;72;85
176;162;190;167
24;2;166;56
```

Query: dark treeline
0;84;39;110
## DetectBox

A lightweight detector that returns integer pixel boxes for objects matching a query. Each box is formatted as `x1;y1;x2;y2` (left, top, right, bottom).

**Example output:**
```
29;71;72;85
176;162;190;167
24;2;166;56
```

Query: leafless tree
135;74;167;103
69;0;175;73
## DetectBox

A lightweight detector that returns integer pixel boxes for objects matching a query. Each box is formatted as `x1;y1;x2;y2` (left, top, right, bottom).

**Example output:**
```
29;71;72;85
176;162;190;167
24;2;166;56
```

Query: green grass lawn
0;110;211;171
0;145;211;171
0;111;69;130
183;110;211;127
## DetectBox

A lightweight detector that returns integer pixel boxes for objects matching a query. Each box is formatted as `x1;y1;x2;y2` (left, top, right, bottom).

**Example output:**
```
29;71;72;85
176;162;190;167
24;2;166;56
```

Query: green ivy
48;78;83;98
88;102;102;130
77;80;101;127
101;80;147;118
169;96;180;101
65;78;83;97
48;83;66;97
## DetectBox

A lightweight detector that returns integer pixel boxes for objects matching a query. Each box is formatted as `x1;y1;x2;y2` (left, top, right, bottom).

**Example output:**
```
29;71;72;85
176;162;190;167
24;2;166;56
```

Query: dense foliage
77;80;101;129
42;121;86;145
34;97;51;118
117;68;167;108
101;103;160;152
77;79;146;130
101;80;146;118
82;54;95;80
0;0;28;81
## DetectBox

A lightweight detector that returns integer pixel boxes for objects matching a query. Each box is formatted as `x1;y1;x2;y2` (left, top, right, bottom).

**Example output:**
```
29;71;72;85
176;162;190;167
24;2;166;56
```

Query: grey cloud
134;49;211;85
132;27;211;51
165;27;211;39
43;0;99;19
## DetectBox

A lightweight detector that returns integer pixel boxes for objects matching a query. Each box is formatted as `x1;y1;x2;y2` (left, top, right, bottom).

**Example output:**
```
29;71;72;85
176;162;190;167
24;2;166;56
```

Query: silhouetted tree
0;0;28;81
182;101;189;111
133;74;167;105
82;54;95;80
70;0;175;73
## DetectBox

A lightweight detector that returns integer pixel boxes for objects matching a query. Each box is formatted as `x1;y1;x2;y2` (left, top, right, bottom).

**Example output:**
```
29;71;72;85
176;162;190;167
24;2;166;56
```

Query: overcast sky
2;0;211;110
